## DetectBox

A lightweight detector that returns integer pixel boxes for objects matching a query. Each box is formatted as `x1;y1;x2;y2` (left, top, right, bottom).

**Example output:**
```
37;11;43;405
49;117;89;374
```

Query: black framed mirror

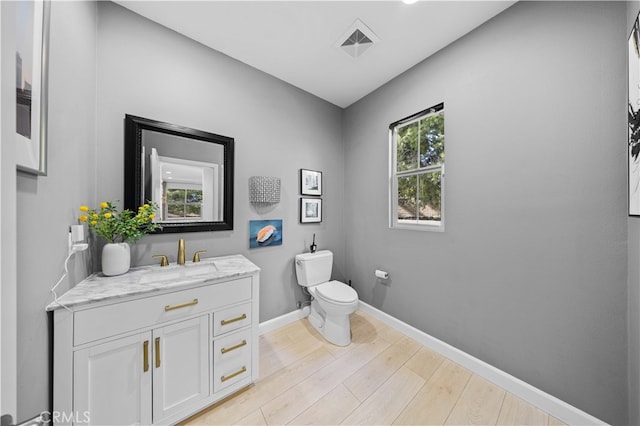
124;114;234;233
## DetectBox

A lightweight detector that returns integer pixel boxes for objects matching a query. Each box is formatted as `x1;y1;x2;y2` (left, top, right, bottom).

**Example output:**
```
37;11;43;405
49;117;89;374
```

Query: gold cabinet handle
221;366;246;382
155;337;161;368
165;298;198;312
221;340;247;354
220;313;247;326
143;340;149;372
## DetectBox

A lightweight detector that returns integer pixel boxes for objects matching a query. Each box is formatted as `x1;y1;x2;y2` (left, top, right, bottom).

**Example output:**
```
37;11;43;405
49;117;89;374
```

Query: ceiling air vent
336;19;380;58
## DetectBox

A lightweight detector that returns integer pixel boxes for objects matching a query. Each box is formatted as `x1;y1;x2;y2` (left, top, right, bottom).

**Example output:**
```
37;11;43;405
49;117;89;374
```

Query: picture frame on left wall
16;0;50;175
630;10;640;215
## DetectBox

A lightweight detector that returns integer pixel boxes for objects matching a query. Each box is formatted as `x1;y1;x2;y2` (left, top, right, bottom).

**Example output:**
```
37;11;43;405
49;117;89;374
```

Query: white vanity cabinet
152;316;209;421
73;331;152;425
48;255;260;426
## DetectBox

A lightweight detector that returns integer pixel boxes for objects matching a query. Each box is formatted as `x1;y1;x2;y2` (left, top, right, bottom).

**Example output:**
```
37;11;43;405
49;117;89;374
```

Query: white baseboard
356;301;606;426
259;306;309;335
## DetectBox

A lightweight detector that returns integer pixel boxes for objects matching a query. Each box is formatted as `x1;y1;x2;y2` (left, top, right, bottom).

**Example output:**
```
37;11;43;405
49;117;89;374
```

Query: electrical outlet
68;225;88;255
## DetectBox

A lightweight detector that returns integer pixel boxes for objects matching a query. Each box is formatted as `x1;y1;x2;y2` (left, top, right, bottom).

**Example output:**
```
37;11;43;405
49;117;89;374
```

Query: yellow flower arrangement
79;201;160;244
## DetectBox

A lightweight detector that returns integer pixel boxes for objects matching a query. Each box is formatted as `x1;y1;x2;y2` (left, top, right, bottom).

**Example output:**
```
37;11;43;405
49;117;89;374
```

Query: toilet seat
314;280;358;304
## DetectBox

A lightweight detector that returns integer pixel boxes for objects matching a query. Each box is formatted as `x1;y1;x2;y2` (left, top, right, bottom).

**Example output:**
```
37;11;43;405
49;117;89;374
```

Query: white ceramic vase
102;242;131;276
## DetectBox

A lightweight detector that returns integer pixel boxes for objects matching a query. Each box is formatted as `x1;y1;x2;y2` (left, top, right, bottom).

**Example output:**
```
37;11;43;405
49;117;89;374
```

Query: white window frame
165;185;204;221
389;104;445;232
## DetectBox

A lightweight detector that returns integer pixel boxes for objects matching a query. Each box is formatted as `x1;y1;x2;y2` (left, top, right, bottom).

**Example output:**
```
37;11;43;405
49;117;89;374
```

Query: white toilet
295;250;359;346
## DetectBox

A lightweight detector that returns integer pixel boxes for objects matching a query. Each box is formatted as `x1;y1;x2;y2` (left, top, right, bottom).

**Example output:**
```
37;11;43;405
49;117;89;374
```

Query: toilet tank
295;250;333;287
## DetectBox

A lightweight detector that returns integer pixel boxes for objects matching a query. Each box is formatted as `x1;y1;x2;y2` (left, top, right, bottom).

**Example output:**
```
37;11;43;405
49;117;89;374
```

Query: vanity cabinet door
152;316;209;422
74;332;152;426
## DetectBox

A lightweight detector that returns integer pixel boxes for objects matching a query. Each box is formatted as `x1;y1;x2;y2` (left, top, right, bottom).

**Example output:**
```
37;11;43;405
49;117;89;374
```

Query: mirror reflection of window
150;148;219;222
166;187;203;219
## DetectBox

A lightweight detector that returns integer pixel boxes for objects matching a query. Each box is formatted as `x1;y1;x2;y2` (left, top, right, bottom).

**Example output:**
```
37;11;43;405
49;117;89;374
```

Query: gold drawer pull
221;340;247;354
221;366;247;383
220;313;247;326
143;340;149;372
165;298;198;312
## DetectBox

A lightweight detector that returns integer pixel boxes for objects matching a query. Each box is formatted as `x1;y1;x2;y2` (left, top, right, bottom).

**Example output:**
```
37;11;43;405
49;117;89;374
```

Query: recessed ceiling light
402;0;419;4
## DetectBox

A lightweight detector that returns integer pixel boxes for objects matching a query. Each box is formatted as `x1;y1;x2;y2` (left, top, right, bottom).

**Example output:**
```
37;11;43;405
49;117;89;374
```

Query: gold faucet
177;239;186;265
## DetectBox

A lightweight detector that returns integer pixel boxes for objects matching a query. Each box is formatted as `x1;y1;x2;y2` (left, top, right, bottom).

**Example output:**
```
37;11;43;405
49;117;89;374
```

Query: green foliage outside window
167;188;203;218
396;111;444;222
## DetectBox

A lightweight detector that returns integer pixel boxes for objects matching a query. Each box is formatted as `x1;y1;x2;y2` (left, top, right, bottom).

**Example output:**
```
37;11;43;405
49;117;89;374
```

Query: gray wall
95;2;345;323
12;0;633;423
15;1;97;421
343;2;627;424
628;2;640;425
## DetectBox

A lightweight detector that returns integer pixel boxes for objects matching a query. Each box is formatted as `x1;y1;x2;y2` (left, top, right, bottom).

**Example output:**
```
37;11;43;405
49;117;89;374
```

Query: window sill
391;220;444;232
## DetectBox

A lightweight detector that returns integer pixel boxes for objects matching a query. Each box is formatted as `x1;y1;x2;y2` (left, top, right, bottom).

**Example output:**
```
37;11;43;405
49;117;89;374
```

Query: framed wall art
16;0;50;175
300;169;322;196
630;11;640;215
300;198;322;223
249;219;282;248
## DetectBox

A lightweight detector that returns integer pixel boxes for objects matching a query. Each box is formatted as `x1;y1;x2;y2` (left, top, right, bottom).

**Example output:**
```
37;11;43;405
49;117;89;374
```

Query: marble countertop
46;254;259;311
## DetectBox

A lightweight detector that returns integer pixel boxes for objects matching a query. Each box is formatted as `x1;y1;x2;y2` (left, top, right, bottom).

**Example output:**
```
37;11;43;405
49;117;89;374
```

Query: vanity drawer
213;328;252;392
213;302;252;337
74;277;251;346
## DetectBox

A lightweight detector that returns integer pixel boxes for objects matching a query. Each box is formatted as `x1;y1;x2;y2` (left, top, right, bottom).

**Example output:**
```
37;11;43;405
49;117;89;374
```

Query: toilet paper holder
375;269;389;279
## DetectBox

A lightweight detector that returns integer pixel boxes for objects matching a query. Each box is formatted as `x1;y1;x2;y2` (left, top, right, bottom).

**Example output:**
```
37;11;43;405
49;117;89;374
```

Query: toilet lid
315;280;358;304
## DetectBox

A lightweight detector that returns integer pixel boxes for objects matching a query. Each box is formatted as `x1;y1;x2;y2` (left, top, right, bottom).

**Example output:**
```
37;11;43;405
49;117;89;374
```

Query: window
390;103;445;231
165;186;203;220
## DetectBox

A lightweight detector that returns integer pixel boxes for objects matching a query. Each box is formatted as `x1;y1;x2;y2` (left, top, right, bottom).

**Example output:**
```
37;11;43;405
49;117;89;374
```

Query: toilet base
308;300;354;347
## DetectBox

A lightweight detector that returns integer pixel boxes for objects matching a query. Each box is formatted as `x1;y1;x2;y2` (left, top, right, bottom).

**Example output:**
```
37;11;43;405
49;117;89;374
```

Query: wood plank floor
182;311;564;425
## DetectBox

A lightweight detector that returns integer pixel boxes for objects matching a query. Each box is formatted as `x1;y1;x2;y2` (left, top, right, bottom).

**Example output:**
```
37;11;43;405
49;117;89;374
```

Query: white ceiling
116;1;516;108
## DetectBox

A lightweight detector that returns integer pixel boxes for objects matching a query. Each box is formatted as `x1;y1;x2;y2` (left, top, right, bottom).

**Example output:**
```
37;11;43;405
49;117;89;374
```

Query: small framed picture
249;219;283;248
300;198;322;223
300;169;322;196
